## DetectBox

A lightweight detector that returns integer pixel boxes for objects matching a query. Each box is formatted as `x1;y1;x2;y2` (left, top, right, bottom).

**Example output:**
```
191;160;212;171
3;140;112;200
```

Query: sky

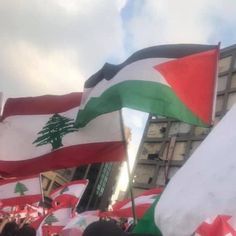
0;0;236;194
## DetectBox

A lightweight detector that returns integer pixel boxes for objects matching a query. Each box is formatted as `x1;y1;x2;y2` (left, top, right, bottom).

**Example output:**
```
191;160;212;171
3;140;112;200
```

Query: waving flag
102;188;163;219
50;179;88;208
0;175;42;206
75;44;218;128
32;207;73;236
156;104;236;236
195;215;236;236
0;93;125;177
61;210;100;236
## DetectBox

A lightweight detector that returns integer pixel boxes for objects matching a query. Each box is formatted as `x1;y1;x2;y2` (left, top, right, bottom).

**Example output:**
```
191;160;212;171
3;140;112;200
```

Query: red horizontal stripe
1;194;41;206
0;142;125;177
0;175;39;185
1;92;82;120
102;204;152;219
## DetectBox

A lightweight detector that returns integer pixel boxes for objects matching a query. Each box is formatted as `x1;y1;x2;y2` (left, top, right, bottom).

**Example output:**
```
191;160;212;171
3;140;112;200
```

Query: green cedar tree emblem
14;182;28;196
60;186;69;194
33;113;78;150
44;214;58;225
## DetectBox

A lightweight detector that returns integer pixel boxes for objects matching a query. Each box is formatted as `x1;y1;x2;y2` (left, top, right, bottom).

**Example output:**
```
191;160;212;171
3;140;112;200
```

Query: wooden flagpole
118;110;137;225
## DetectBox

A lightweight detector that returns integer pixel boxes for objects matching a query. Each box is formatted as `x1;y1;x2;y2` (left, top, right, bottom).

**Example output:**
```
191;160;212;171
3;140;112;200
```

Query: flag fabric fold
195;215;236;236
61;210;100;236
32;207;73;236
75;44;219;128
101;188;163;219
132;196;162;235
50;179;88;208
0;175;42;206
0;92;125;177
155;104;236;236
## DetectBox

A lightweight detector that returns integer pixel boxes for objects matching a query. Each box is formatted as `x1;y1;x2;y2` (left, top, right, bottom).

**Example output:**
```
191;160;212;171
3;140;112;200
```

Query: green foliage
14;182;28;196
33;113;78;150
44;214;58;225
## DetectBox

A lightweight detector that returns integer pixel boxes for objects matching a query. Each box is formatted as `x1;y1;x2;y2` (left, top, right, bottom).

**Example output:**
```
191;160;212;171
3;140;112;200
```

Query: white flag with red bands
50;179;88;208
102;188;163;219
0;93;125;177
0;175;42;206
32;207;73;236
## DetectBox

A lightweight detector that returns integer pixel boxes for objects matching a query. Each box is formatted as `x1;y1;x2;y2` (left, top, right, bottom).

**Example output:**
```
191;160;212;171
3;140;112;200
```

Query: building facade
41;162;121;211
131;44;236;197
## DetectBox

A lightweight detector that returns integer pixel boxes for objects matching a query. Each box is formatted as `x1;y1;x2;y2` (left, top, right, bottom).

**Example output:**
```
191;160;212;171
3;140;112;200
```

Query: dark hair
1;222;19;236
83;220;125;236
16;225;36;236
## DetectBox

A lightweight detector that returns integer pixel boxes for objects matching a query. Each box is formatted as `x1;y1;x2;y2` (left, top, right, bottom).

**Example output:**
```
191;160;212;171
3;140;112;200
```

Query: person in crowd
82;220;155;236
0;222;19;236
16;224;36;236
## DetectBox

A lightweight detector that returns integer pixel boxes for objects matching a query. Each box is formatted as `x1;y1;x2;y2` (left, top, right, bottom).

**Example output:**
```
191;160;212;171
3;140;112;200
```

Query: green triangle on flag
132;196;162;235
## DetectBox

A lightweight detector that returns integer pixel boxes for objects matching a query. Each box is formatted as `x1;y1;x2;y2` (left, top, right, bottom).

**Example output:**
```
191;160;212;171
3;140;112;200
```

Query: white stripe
81;58;173;109
0;109;122;161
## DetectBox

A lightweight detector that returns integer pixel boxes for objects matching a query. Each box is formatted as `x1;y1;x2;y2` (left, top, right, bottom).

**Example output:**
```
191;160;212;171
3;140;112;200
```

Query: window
215;95;224;113
231;73;236;89
169;122;191;136
172;142;187;161
133;164;156;184
140;143;162;160
227;92;236;111
96;163;112;197
217;76;227;91
219;56;231;73
147;123;167;138
194;127;210;136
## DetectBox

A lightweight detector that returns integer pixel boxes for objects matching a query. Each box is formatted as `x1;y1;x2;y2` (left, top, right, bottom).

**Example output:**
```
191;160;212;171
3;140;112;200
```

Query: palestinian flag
50;179;88;208
0;175;42;206
0;93;125;177
132;196;162;235
75;44;219;128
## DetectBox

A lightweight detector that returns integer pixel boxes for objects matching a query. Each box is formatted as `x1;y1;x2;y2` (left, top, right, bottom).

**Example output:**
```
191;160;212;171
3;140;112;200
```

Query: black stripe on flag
85;44;217;88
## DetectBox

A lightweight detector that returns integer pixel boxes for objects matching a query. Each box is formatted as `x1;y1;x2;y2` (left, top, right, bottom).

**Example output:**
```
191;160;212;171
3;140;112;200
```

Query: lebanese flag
195;215;236;236
32;207;73;236
102;188;163;219
61;210;100;236
0;175;42;206
50;179;88;208
0;92;125;177
75;44;219;128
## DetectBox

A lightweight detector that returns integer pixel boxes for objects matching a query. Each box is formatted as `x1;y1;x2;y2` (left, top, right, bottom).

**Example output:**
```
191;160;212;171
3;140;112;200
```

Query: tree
44;214;58;225
14;182;28;196
33;113;78;150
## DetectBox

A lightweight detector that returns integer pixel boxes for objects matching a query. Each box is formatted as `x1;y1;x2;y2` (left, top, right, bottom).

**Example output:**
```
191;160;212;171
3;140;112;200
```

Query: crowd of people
0;218;36;236
0;214;156;236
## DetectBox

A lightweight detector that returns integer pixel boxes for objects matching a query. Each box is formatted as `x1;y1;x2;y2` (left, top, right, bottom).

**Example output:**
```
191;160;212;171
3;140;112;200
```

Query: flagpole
39;174;46;216
118;109;137;225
